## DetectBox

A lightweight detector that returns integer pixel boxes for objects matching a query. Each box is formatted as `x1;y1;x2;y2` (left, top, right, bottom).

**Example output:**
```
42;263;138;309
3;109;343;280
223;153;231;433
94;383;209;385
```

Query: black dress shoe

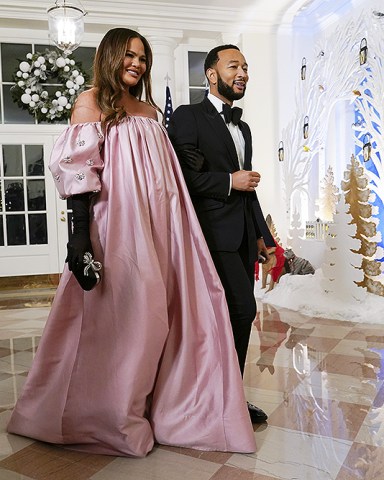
247;402;268;423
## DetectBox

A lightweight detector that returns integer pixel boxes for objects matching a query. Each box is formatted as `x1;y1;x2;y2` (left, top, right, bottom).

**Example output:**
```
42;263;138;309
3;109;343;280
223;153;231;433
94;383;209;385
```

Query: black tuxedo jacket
167;97;273;259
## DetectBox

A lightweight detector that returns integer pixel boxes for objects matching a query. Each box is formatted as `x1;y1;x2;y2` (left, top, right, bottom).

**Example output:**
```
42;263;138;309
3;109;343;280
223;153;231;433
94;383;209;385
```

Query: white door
0;132;68;276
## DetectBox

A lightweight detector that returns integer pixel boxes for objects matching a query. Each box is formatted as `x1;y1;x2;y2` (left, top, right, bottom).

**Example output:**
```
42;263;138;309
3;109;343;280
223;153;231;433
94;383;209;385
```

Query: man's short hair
204;44;240;76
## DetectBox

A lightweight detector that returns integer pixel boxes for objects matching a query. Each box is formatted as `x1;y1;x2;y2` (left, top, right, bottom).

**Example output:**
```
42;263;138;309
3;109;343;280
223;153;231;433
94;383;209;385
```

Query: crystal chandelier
47;1;87;55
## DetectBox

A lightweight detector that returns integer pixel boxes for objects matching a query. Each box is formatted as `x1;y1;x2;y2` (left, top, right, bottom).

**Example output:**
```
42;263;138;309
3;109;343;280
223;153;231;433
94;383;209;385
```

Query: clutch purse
72;252;102;291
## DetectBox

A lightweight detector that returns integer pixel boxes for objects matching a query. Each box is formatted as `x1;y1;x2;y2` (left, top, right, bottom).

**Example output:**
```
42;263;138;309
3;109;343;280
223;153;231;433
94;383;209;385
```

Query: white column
138;28;182;112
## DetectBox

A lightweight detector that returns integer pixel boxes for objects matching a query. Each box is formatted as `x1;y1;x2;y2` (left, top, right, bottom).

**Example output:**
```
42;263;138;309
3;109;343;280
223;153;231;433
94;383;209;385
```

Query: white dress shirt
207;93;245;170
207;93;245;194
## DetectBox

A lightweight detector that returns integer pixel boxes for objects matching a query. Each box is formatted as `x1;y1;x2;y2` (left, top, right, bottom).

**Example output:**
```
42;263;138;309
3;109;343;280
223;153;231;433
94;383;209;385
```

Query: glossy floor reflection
0;292;383;479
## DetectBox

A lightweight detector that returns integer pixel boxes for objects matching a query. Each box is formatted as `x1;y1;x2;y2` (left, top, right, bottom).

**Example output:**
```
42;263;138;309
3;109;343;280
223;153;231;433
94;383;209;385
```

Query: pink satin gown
7;116;256;457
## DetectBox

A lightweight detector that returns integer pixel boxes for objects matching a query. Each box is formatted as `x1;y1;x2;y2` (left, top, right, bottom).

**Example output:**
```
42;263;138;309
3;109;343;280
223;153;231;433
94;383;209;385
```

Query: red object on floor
255;240;285;282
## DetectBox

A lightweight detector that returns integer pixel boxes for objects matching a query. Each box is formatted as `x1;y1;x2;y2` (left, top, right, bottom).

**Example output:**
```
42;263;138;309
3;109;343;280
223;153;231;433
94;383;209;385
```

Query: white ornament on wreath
11;49;87;123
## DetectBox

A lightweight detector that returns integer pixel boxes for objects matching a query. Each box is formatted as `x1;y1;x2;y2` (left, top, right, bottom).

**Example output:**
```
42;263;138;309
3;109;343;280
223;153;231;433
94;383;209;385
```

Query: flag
164;85;173;129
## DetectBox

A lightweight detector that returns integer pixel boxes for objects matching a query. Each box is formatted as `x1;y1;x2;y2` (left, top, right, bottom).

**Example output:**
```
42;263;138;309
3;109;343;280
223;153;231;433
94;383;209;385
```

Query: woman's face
121;37;147;88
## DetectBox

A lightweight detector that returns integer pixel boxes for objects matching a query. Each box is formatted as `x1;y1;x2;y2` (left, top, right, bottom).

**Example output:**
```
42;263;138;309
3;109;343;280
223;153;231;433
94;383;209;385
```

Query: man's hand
232;170;261;192
257;237;270;262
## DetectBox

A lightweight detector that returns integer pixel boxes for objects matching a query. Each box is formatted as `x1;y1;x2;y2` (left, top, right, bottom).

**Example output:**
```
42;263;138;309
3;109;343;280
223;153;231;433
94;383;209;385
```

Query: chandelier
47;1;87;55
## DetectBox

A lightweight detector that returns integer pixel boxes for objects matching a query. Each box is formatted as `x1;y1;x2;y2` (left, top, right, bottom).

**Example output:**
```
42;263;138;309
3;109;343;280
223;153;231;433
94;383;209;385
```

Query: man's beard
217;74;245;101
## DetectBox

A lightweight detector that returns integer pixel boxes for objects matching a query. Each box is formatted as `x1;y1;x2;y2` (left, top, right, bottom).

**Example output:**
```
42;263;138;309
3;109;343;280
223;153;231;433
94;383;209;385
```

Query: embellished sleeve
49;122;105;199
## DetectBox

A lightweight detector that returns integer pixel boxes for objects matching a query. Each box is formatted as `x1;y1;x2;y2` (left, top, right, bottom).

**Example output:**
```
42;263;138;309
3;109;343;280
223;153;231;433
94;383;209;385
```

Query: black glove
66;193;93;272
175;147;205;172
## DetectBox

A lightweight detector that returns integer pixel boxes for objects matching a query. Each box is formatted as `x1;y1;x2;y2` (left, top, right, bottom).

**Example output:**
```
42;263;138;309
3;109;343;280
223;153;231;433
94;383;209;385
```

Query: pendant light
47;1;87;55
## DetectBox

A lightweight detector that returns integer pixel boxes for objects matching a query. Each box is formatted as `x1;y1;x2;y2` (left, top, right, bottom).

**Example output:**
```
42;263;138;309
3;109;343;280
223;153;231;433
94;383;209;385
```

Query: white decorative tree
281;13;364;229
280;8;384;280
322;195;365;301
316;165;339;221
352;19;384;261
287;209;305;252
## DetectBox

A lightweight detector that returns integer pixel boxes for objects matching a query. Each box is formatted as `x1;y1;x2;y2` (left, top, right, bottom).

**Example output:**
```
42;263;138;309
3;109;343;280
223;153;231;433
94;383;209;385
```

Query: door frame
0;124;68;276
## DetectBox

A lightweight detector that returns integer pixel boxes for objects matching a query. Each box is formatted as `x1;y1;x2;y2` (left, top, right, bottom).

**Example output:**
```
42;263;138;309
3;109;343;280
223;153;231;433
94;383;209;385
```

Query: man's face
208;48;249;103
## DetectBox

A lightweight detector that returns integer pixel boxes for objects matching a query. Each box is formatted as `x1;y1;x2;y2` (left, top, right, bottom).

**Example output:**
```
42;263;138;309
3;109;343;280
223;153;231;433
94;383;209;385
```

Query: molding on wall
0;1;283;38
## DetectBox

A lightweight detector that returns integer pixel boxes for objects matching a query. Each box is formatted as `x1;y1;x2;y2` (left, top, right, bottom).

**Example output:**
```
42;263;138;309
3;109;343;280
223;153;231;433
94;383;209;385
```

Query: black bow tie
221;103;243;126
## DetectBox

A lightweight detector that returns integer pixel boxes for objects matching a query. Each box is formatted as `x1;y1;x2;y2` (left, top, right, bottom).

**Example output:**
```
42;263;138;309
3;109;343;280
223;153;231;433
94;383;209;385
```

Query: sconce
303;116;309;139
359;38;368;65
301;57;306;80
47;0;87;55
363;134;372;161
278;141;284;162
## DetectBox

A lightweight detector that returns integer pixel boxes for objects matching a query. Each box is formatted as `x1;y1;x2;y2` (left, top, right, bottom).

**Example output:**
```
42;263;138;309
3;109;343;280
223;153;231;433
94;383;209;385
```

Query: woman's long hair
92;28;161;128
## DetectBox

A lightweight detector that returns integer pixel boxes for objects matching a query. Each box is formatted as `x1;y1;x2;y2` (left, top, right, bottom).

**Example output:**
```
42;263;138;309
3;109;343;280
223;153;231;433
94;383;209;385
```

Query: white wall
242;30;279;228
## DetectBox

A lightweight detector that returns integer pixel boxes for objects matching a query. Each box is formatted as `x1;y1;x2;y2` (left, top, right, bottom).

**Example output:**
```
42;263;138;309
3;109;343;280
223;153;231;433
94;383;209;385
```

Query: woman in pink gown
7;28;256;457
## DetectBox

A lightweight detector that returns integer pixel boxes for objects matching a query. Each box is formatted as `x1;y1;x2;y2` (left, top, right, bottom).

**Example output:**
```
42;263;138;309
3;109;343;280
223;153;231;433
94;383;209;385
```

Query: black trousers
210;232;256;377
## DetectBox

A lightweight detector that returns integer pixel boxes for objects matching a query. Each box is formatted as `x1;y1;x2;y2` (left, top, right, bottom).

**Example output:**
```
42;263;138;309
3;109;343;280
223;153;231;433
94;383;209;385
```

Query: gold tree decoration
265;214;281;246
341;155;384;296
316;165;339;222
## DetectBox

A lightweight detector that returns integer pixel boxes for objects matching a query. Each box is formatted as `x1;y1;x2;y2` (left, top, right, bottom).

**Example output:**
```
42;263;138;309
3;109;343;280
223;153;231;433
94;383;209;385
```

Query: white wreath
12;49;88;122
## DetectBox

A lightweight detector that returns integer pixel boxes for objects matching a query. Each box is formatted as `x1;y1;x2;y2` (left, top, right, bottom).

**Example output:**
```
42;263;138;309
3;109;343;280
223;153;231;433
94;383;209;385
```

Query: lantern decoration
278;141;284;162
359;38;368;65
363;134;372;161
47;0;87;55
301;57;307;80
303;116;309;139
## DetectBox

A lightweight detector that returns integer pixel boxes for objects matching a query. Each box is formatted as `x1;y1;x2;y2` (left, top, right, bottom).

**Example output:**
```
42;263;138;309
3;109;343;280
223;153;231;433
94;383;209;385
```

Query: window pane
3;85;35;124
3;145;23;176
68;46;95;83
27;179;46;210
35;44;58;52
6;214;26;245
188;52;207;87
26;145;44;176
0;217;3;246
1;43;31;82
29;214;47;244
5;180;24;211
189;88;206;105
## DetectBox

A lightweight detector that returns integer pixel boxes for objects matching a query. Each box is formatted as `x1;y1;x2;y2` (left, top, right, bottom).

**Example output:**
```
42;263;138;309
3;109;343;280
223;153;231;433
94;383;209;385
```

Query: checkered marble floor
0;295;383;479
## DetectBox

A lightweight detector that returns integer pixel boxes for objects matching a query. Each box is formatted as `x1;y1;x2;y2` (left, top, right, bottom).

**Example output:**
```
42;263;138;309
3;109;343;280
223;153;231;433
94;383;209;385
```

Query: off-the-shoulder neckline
70;115;159;126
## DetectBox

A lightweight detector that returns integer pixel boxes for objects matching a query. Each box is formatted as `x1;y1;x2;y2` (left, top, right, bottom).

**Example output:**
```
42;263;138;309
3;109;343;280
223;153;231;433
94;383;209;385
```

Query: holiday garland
11;49;88;123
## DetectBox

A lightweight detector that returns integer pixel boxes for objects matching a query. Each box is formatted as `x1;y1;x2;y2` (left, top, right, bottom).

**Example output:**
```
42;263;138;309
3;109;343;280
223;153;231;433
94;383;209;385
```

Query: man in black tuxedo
167;44;273;423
